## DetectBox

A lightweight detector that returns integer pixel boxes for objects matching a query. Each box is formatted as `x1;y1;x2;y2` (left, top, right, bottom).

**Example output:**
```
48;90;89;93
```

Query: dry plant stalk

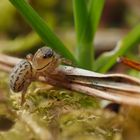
1;54;140;106
119;57;140;71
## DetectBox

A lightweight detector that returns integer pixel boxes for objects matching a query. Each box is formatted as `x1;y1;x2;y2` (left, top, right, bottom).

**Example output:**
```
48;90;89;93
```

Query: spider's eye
43;50;53;58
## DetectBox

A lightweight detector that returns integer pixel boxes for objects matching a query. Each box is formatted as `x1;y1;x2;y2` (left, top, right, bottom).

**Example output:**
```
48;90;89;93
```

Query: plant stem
73;0;104;70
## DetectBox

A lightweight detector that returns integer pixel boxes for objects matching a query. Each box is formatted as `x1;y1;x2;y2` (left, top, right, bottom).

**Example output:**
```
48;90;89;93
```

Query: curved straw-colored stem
1;54;140;106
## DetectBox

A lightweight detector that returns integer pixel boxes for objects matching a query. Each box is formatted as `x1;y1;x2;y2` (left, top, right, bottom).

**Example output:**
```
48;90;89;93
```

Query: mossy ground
0;71;140;140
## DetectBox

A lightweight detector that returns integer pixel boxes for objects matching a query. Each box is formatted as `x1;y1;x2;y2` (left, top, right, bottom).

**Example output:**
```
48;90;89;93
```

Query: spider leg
20;79;31;106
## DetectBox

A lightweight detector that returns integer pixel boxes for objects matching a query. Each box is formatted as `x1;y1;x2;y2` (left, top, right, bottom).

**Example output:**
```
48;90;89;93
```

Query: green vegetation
8;0;140;73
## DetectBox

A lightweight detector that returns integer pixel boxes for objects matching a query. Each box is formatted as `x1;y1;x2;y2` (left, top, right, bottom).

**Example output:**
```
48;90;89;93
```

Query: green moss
1;71;140;140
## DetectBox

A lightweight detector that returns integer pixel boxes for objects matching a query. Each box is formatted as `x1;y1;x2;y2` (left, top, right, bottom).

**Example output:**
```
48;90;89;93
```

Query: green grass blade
73;0;88;42
89;0;104;37
73;0;92;70
94;24;140;73
76;0;105;70
9;0;77;63
77;41;94;70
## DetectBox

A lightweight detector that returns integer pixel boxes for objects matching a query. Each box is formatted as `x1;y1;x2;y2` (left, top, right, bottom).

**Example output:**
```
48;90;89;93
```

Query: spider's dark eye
43;50;53;58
